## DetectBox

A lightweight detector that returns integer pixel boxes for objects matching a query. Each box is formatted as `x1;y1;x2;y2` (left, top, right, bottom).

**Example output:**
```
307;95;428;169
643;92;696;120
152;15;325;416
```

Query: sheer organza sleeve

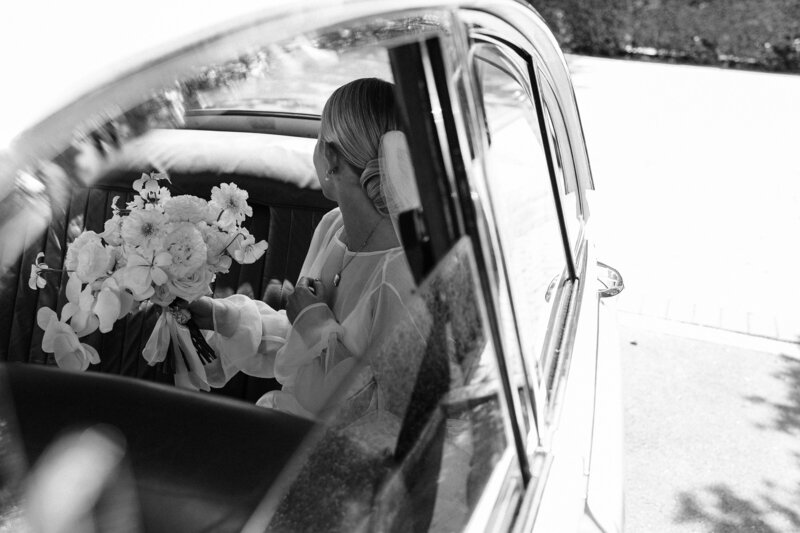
269;280;424;421
203;294;291;388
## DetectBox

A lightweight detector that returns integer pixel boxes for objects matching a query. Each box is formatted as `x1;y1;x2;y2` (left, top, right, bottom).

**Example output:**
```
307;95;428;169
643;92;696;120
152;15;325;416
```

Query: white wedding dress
202;207;471;531
203;207;423;421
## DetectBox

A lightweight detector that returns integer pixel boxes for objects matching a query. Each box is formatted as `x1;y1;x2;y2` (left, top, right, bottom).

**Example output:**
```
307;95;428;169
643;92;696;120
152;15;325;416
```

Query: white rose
166;267;213;302
74;240;112;283
64;231;102;271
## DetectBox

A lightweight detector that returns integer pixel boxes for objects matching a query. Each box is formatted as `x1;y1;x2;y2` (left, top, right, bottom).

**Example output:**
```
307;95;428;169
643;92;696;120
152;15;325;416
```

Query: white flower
166;267;214;302
120;251;172;299
150;283;177;307
164;223;208;278
110;195;121;216
101;214;124;246
210;182;252;229
94;277;133;333
29;252;48;290
72;238;112;284
228;228;268;265
202;224;233;273
60;275;99;337
163;195;212;223
64;231;102;272
37;307;100;371
121;209;166;251
127;196;145;211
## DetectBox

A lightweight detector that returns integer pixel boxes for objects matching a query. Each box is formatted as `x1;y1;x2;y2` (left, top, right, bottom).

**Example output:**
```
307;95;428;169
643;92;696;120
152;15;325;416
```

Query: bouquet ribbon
143;309;211;391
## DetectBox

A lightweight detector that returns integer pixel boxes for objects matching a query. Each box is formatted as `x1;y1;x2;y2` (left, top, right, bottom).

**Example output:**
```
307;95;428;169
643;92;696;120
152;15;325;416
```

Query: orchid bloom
233;236;268;265
133;172;171;206
121;251;172;299
29;252;48;290
95;277;134;333
37;307;100;371
60;274;99;337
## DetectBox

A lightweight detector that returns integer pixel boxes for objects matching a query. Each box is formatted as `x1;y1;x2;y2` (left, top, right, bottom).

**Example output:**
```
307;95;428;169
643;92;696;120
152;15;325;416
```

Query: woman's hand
185;297;215;330
287;277;328;324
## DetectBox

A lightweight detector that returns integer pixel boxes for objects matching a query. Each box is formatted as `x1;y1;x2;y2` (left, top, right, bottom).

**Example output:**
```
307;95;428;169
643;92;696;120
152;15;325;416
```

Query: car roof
0;0;466;152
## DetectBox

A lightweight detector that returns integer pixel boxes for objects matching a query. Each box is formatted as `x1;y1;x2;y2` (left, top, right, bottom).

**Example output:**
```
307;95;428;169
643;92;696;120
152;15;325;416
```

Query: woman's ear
322;142;341;172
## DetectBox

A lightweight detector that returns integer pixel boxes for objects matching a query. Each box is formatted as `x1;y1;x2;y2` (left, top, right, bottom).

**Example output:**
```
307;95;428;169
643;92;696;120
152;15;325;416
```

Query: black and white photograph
0;1;798;531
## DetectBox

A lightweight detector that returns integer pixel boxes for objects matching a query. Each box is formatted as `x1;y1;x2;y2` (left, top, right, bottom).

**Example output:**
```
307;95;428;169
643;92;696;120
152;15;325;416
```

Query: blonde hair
320;78;400;214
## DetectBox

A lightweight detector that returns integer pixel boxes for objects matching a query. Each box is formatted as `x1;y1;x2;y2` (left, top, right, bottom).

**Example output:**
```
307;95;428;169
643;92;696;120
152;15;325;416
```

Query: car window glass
252;237;519;532
0;14;521;532
472;45;568;374
540;74;581;248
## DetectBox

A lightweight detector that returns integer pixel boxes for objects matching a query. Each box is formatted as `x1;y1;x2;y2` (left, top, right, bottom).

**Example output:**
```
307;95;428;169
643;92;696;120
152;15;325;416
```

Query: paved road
566;57;800;532
619;319;800;533
567;56;800;342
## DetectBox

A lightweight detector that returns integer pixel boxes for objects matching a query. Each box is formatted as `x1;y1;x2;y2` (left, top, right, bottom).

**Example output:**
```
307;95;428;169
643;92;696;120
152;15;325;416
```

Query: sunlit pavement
567;55;800;343
567;56;800;532
619;320;800;533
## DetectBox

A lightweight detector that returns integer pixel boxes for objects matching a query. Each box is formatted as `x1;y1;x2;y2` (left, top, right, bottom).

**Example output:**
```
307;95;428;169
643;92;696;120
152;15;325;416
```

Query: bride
188;77;425;421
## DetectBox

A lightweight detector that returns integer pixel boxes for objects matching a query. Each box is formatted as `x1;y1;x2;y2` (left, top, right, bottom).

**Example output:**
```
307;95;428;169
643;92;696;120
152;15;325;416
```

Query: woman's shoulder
319;208;343;229
376;249;416;296
313;208;344;245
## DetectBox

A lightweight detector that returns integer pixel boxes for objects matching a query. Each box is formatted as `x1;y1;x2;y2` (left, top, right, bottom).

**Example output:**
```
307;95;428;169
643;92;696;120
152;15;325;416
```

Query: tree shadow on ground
675;483;800;533
674;354;800;532
744;355;800;435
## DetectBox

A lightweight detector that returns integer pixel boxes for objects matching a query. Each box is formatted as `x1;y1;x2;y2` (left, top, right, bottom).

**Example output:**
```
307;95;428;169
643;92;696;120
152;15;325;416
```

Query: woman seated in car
189;77;427;425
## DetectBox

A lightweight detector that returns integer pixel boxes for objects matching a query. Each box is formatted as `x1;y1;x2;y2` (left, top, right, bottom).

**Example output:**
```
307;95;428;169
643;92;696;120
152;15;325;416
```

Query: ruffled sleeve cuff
273;303;343;385
205;294;288;387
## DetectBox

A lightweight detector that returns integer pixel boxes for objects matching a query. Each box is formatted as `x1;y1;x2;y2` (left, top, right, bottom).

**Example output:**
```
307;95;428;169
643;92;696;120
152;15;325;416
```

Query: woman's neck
338;194;398;252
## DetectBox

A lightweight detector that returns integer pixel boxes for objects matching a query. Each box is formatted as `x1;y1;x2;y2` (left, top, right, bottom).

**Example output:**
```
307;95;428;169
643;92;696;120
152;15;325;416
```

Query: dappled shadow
675;355;800;532
745;355;800;435
676;483;800;533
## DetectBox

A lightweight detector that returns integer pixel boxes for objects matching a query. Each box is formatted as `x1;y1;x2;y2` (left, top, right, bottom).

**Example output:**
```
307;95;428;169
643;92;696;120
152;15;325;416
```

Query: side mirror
597;261;624;298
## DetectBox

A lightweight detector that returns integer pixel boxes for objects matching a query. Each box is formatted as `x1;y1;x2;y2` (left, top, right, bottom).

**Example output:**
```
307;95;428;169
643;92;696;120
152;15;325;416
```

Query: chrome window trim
544;241;588;428
511;450;555;533
467;41;543;439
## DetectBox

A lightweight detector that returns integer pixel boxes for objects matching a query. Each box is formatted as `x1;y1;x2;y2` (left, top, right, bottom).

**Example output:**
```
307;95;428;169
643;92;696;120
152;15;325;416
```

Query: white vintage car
0;1;624;531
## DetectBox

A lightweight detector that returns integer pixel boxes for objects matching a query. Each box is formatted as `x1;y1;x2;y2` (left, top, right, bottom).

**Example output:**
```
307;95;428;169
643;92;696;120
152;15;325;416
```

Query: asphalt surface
567;56;800;532
567;55;800;342
620;321;800;533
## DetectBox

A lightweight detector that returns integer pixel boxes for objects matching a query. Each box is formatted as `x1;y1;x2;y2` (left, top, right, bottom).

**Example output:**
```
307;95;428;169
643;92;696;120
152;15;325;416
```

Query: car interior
0;40;507;533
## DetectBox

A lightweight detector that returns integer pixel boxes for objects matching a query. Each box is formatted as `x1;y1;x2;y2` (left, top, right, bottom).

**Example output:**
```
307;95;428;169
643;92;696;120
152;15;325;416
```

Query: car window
0;12;525;532
471;44;569;379
540;73;582;250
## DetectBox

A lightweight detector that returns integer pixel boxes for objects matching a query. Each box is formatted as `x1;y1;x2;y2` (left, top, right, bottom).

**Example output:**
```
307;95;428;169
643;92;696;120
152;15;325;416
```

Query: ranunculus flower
210;182;252;230
37;308;100;371
164;195;212;223
166;267;213;302
164;223;207;278
121;209;166;251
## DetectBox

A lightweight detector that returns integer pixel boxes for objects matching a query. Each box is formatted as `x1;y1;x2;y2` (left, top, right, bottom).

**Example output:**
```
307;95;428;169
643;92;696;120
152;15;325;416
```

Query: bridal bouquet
30;172;268;390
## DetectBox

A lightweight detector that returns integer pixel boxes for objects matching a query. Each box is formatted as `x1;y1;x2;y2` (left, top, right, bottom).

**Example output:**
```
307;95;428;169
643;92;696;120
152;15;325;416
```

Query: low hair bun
359;158;388;215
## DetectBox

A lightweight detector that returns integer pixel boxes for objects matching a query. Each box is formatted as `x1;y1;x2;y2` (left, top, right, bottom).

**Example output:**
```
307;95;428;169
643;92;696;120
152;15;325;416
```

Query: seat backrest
1;362;314;532
0;130;335;402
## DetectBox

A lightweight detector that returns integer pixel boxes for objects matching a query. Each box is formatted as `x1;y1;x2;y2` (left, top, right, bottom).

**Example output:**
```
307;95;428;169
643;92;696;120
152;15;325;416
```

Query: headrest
94;129;334;210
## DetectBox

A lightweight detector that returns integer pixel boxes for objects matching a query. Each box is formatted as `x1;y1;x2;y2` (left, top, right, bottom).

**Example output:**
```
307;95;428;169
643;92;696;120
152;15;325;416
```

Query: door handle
597;261;624;298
